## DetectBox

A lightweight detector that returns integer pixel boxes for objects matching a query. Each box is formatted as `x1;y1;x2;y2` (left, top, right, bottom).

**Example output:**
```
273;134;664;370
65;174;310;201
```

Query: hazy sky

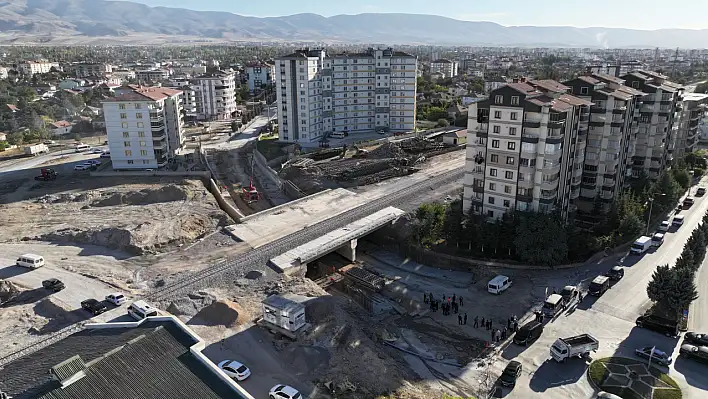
134;0;708;30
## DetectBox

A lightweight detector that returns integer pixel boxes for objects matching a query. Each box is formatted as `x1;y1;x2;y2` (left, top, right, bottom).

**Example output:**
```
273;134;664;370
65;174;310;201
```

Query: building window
119;104;126;110
503;199;511;207
632;81;639;89
135;104;142;109
139;141;146;147
490;154;498;163
511;96;519;105
121;122;128;128
580;87;589;95
508;142;516;150
491;139;499;148
488;196;496;204
138;131;145;137
490;168;498;177
122;132;129;138
489;182;496;190
140;150;148;156
123;141;130;147
506;156;515;165
509;127;517;135
127;160;134;164
487;210;494;218
505;171;514;179
137;122;144;128
136;113;142;119
495;95;503;104
125;150;132;156
504;185;512;194
143;160;150;164
494;111;502;119
120;113;127;119
510;112;518;120
493;125;501;134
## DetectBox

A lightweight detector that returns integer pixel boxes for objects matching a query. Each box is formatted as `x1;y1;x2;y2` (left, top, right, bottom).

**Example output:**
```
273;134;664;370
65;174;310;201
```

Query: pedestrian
495;329;501;343
502;327;508;340
491;328;495;341
458;314;463;325
481;317;485;327
488;319;492;330
454;302;458;314
464;313;468;325
459;296;463;307
513;321;518;332
474;316;479;328
507;318;512;329
452;294;456;304
423;293;428;304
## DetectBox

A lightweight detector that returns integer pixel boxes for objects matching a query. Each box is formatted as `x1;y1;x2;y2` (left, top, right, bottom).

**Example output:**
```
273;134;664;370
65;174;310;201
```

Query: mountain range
0;0;707;47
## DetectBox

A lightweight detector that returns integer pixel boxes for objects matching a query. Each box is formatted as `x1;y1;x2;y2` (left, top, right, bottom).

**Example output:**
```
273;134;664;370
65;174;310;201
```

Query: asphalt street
462;177;708;399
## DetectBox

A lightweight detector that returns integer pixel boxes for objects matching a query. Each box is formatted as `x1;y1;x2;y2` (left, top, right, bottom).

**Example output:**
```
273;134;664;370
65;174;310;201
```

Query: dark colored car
636;315;679;337
683;197;695;208
605;266;625;281
499;360;522;387
560;286;579;306
679;344;708;364
697;187;706;196
513;321;544;346
685;332;708;346
41;278;65;292
81;299;108;315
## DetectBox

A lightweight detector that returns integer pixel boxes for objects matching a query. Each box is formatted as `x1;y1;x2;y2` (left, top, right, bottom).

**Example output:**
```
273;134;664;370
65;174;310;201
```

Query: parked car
269;384;302;399
679;344;708;364
84;160;101;166
635;315;679;337
683;197;695;208
499;360;522;387
513;320;544;346
81;299;108;315
99;152;111;159
217;360;251;381
74;164;91;171
105;293;127;306
685;332;708;346
634;346;672;366
559;285;579;306
605;266;625;281
42;278;65;292
91;148;104;154
658;220;670;232
697;187;706;196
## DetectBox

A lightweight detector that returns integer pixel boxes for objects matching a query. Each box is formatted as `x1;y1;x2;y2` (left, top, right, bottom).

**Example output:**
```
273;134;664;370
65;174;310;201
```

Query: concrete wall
207;178;245;222
253;146;306;199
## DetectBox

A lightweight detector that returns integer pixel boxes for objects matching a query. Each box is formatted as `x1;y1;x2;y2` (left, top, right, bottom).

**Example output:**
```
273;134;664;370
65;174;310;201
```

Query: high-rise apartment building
193;70;237;121
275;48;417;143
463;79;592;220
562;73;645;217
246;61;275;93
430;59;459;78
620;71;683;179
674;93;707;158
102;86;184;170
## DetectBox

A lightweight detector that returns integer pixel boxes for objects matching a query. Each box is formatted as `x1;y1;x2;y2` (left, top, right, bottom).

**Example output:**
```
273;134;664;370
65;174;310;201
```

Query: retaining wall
90;170;210;177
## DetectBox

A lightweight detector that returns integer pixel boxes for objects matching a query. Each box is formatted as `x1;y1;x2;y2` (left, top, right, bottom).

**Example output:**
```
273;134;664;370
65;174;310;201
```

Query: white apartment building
246;61;275;93
110;69;136;83
275;48;418;143
430;59;459;78
463;79;592;221
675;93;708;158
102;86;184;170
193;70;237;120
0;66;7;79
17;61;60;75
68;63;112;77
135;69;170;83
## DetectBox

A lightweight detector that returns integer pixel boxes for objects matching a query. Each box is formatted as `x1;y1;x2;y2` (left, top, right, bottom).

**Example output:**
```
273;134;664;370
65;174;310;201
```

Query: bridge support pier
336;238;358;262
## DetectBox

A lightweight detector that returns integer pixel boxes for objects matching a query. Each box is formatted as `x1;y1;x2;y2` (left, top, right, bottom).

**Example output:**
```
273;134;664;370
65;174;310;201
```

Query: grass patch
588;357;681;399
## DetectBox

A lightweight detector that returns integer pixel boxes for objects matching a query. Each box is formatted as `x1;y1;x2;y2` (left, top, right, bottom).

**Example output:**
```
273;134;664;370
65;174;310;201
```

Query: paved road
468;178;708;399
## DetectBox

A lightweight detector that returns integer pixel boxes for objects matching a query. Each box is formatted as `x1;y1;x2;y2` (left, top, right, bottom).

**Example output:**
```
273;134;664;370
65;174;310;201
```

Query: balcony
548;127;563;138
151;122;165;131
541;178;560;191
601;191;614;200
149;112;164;122
591;106;607;113
153;141;167;151
540;189;558;200
152;129;166;139
579;114;590;122
542;161;562;173
570;188;580;199
522;120;541;129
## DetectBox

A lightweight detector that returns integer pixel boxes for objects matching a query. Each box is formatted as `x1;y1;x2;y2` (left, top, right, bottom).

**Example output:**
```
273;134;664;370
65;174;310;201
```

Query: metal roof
262;295;305;313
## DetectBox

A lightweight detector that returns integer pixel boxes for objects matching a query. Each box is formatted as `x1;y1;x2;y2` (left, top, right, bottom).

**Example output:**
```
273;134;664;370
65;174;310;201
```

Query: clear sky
134;0;708;30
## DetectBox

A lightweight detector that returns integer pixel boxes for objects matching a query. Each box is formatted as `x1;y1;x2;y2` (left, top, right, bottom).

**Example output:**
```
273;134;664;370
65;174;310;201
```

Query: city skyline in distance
134;0;708;30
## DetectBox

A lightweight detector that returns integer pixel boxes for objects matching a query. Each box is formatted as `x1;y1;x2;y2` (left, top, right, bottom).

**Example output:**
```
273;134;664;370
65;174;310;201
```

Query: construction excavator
241;155;261;203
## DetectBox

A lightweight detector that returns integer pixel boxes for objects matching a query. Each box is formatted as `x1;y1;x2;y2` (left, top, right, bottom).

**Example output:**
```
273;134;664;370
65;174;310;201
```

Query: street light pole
646;198;654;235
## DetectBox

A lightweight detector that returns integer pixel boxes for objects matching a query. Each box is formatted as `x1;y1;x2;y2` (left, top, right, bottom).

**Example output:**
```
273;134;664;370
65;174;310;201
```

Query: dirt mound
36;191;101;204
0;280;21;304
91;184;191;207
38;212;215;255
368;142;404;158
190;300;245;328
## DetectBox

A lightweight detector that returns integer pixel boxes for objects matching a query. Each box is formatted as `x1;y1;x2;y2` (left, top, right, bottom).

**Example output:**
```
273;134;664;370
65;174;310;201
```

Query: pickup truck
550;334;599;362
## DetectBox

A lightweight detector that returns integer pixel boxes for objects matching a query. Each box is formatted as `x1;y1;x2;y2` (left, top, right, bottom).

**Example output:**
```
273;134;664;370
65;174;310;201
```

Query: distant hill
0;0;707;47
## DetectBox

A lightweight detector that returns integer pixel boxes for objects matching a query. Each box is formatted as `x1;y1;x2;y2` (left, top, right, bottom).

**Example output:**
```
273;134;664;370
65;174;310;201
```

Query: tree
666;268;699;316
672;168;691;190
647;265;674;304
412;203;447;247
7;131;24;145
442;199;464;244
436;118;450;127
513;214;568;265
616;213;645;242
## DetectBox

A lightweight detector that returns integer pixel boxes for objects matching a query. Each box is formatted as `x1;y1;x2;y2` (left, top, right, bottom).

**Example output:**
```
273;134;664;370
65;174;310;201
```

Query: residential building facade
674;93;708;158
275;48;418;143
17;61;60;75
68;63;113;77
463;79;592;221
193;70;237;120
102;86;184;170
246;61;275;93
135;69;170;83
430;59;458;78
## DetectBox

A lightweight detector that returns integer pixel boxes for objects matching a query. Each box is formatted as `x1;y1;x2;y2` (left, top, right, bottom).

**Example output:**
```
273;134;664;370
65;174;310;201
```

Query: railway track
147;168;465;301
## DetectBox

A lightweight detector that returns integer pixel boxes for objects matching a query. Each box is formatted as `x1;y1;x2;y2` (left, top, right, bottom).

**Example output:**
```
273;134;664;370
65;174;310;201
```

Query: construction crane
241;155;261;203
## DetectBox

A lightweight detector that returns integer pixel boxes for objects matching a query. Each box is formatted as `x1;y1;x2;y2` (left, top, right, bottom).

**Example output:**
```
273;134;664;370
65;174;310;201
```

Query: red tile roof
6;104;19;112
51;121;72;128
530;79;570;93
103;85;183;102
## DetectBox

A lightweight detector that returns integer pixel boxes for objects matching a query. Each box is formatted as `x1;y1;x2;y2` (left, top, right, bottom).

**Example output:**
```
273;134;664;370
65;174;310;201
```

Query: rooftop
103;85;182;102
577;75;601;85
0;318;249;399
432;59;455;64
593;73;625;85
530;79;570;93
506;82;540;95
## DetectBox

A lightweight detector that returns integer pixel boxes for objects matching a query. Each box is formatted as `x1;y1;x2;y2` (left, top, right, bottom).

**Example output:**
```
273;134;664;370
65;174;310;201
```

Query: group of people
487;315;519;343
424;293;463;316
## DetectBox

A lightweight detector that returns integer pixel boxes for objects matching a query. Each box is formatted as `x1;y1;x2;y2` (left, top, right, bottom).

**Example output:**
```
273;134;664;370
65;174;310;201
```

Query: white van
75;144;90;152
16;254;45;268
330;131;346;139
488;275;512;295
127;300;159;320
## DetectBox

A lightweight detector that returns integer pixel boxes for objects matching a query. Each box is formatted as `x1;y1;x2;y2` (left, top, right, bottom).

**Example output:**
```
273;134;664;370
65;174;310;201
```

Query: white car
84;160;101;166
104;293;127;306
91;148;104;154
217;360;251;381
658;220;670;232
269;385;302;399
74;164;91;171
